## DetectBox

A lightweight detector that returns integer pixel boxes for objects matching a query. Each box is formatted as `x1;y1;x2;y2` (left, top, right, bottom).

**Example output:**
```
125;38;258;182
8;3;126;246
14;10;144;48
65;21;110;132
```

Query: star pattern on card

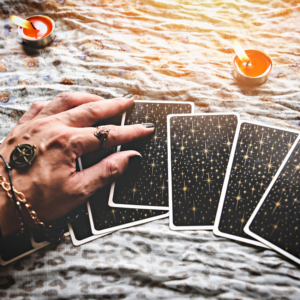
219;123;298;240
171;114;238;226
113;102;192;207
249;139;300;258
72;154;167;240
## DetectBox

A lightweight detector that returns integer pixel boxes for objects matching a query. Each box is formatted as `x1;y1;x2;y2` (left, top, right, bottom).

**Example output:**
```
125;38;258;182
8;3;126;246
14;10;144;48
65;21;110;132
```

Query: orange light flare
234;40;252;68
9;15;38;32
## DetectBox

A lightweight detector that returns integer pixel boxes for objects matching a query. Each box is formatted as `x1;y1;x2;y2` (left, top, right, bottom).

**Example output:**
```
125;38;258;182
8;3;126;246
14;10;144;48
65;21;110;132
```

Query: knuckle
108;126;118;142
55;92;72;103
115;97;127;109
30;101;44;111
106;160;119;178
73;177;90;200
62;110;76;124
54;130;72;145
30;118;52;134
81;102;97;118
133;124;144;136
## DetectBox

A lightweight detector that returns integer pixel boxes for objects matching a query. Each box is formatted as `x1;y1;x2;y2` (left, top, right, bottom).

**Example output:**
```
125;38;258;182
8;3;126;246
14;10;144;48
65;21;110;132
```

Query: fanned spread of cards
109;101;194;210
168;113;239;230
214;121;298;247
245;135;300;265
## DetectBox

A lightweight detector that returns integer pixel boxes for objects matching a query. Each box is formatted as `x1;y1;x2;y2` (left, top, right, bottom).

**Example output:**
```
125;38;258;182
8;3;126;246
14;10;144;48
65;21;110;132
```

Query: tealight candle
233;41;273;86
10;15;55;48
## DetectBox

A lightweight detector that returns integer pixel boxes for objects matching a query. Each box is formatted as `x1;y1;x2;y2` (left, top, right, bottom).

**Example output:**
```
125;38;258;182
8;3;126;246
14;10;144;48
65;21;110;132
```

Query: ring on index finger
94;126;110;148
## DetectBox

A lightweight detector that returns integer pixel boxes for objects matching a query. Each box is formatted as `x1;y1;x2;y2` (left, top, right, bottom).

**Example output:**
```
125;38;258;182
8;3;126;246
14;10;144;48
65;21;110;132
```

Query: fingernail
129;154;143;168
123;94;133;98
142;123;155;129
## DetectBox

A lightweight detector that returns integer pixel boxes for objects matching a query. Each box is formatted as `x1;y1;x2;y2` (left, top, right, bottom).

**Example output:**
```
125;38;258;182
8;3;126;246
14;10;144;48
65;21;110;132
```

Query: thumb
71;150;142;203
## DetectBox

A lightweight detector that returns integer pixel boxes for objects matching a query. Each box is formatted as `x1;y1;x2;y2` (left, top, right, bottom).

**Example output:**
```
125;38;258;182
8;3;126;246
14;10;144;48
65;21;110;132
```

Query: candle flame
234;40;251;64
10;15;34;30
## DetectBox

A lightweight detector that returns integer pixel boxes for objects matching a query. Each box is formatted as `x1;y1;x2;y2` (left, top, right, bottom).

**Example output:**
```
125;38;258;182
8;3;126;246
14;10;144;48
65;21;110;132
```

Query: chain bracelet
0;174;45;231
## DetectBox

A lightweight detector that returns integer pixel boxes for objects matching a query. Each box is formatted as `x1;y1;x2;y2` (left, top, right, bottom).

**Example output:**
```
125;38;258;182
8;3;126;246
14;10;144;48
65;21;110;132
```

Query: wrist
0;165;20;237
0;163;35;237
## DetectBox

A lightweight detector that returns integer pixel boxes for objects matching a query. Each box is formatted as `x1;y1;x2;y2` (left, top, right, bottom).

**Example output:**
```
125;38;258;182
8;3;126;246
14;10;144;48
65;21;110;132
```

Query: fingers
18;101;50;124
71;151;141;202
71;123;155;157
61;97;134;128
38;92;105;117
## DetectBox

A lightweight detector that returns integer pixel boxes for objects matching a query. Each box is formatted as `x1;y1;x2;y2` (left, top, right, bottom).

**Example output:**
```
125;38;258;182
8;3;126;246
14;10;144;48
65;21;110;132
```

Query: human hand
0;93;154;237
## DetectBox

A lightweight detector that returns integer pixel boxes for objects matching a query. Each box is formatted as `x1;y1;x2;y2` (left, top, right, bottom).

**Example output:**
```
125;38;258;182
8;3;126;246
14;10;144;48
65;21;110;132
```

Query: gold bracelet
0;174;45;232
0;174;25;233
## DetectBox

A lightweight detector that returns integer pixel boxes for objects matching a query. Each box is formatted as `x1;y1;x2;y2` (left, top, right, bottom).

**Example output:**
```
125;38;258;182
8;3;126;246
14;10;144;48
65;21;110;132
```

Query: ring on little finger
94;126;110;148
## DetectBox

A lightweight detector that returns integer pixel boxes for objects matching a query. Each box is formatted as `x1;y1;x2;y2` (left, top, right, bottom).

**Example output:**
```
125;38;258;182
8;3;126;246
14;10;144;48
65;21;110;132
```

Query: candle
233;41;273;85
10;15;55;48
19;16;53;40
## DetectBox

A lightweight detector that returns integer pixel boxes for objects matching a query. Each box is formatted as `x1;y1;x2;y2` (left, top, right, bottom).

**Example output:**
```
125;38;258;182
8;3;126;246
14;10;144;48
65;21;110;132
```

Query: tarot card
31;230;51;248
84;150;169;235
70;154;168;244
0;231;45;266
109;101;194;210
88;184;168;236
245;135;300;264
168;113;239;230
31;220;69;248
68;204;111;246
214;121;299;247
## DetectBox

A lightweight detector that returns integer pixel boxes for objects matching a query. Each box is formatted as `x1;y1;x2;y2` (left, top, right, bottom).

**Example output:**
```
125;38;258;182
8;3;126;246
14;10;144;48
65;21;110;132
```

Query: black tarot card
69;112;168;245
109;101;194;209
0;231;34;266
214;121;298;247
78;148;168;239
68;204;98;246
168;113;239;230
245;135;300;264
89;179;167;235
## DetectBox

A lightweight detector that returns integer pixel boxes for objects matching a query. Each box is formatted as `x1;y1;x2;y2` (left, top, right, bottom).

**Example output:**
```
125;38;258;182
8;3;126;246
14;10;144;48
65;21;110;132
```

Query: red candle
19;16;53;40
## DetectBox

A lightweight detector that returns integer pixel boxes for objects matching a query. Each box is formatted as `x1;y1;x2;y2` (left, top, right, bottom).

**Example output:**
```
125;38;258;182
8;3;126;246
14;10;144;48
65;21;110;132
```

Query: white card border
31;237;51;249
88;202;169;236
31;232;70;248
244;134;300;264
68;222;111;247
214;120;299;248
0;234;48;266
108;100;195;210
167;113;240;231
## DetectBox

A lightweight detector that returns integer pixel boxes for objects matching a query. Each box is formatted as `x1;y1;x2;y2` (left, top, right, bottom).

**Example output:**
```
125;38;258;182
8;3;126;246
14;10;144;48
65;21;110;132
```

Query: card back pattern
219;123;298;239
171;114;238;226
249;139;300;259
112;102;192;207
